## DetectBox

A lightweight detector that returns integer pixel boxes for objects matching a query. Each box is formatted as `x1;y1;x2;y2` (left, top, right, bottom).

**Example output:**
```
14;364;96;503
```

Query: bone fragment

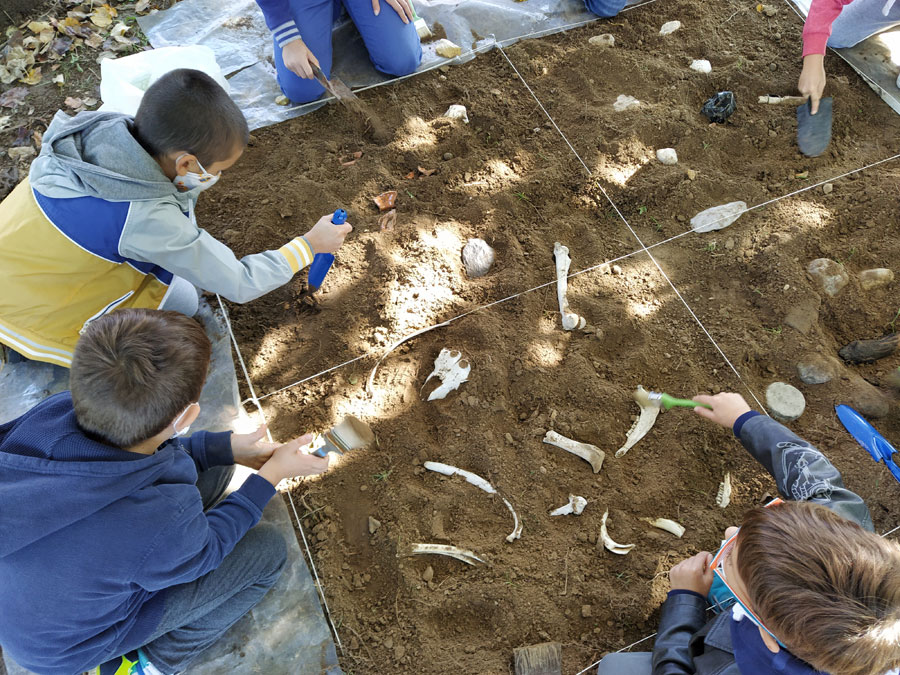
543;430;605;473
550;495;587;516
599;510;635;555
435;39;462;58
423;461;522;542
615;386;661;458
643;517;685;537
757;95;806;105
659;20;681;35
443;104;469;123
409;543;485;565
422;348;471;401
553;242;586;330
716;472;732;508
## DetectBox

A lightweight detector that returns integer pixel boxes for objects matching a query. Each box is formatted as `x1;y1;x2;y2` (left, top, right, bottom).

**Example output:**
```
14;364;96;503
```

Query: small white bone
757;95;806;105
716;472;732;508
423;461;522;542
550;495;587;516
615;386;661;458
423;348;471;401
553;242;586;331
599;510;635;555
543;430;605;473
643;517;685;537
409;543;485;565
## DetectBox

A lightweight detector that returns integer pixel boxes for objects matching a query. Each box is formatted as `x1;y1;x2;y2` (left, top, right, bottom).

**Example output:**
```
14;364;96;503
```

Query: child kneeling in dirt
0;67;351;368
597;392;900;675
0;309;329;675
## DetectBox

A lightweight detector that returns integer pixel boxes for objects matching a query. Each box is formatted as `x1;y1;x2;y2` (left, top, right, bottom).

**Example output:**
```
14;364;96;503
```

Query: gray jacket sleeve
119;199;314;304
738;413;873;530
652;592;709;674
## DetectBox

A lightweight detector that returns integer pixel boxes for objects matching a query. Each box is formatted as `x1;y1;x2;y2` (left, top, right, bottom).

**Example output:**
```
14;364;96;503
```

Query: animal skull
549;495;587;516
553;242;586;330
616;386;661;458
423;348;471;401
543;430;605;473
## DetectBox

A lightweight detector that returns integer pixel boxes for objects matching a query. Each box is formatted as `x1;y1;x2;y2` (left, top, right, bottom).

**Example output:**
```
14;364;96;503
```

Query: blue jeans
829;0;900;48
584;0;627;18
274;0;422;103
596;651;652;674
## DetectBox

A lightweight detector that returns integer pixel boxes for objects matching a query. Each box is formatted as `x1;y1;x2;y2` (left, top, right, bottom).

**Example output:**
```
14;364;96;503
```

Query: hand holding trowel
797;96;833;157
311;63;359;104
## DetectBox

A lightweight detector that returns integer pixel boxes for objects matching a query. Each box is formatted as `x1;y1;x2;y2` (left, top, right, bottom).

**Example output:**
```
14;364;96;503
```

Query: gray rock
846;375;891;418
462;238;495;278
766;382;806;422
807;258;849;297
796;353;837;384
859;268;894;291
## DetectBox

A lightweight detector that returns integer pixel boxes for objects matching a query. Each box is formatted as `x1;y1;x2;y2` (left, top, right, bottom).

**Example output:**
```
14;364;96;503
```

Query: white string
214;294;344;654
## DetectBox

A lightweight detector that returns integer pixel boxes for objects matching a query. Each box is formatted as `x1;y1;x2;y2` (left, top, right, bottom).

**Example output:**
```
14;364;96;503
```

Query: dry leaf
418;166;436;176
52;73;65;85
82;97;97;107
0;87;28;108
135;0;151;13
404;170;415;179
373;190;398;211
20;67;42;86
27;21;52;33
378;209;397;231
38;28;55;44
59;16;84;35
794;170;809;179
109;22;132;43
32;129;43;149
0;116;12;133
85;33;103;49
65;96;83;110
90;6;114;28
8;146;36;161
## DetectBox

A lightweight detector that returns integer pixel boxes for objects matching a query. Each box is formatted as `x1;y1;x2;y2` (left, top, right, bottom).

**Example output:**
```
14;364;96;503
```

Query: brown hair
737;501;900;675
70;309;211;448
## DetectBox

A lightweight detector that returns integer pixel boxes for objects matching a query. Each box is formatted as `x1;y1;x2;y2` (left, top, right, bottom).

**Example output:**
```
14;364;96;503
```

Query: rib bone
543;430;605;473
643;517;685;538
423;461;522;542
599;510;635;555
409;543;485;565
550;495;587;516
615;385;661;458
553;242;586;330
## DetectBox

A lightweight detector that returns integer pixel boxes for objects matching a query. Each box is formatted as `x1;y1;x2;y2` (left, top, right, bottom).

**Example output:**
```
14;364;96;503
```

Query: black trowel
796;97;833;157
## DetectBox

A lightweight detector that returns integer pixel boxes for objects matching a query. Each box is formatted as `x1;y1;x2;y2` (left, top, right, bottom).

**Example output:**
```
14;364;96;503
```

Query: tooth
409;543;485;565
543;430;605;473
549;495;588;516
643;517;685;538
599;509;635;555
553;242;587;330
615;385;661;458
716;472;732;508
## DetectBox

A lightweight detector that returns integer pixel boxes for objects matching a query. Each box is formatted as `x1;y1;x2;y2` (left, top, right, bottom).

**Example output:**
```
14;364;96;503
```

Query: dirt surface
200;1;894;672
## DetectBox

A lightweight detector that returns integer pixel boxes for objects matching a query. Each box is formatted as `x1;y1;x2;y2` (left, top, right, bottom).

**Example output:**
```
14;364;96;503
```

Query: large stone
845;375;892;419
807;258;849;297
796;353;837;384
461;238;495;278
859;267;894;291
656;148;678;165
588;34;615;47
766;382;806;422
690;201;747;233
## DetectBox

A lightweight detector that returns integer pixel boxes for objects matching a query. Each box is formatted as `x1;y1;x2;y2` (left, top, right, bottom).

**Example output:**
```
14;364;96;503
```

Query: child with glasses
597;392;900;675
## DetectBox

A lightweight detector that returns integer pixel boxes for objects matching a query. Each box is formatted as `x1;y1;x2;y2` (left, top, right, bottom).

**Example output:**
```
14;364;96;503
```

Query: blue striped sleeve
255;0;303;47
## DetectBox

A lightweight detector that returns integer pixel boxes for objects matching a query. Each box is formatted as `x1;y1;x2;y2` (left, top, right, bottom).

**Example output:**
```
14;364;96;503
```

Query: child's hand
282;39;320;80
257;434;329;486
304;213;353;254
371;0;413;23
692;392;752;429
231;424;278;470
798;53;826;115
669;551;715;595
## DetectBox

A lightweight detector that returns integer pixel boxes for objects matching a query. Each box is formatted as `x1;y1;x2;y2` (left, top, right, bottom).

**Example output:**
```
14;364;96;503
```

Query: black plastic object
796;97;833;157
701;91;737;123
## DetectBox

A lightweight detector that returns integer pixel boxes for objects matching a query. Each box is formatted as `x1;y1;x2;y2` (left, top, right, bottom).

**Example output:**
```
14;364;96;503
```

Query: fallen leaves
90;4;118;28
0;88;29;109
378;209;397;231
373;190;398;211
404;166;437;179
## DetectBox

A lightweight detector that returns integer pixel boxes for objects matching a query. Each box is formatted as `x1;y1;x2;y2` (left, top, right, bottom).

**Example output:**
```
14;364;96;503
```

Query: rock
612;264;623;275
613;94;640;111
443;104;469;123
442;152;453;161
807;258;849;297
761;4;778;16
582;605;593;618
766;382;806;422
690;201;748;233
796;353;837;384
368;516;381;534
422;565;434;582
589;33;615;47
724;237;735;250
859;268;894;291
656;148;678;165
274;94;290;106
784;300;819;334
435;39;461;58
846;376;892;418
686;168;697;180
659;20;681;35
690;59;712;74
462;238;495;278
823;182;833;194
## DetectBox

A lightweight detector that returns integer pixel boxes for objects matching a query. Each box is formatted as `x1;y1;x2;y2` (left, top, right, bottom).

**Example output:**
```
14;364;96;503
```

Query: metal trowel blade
796;97;833;157
311;63;359;103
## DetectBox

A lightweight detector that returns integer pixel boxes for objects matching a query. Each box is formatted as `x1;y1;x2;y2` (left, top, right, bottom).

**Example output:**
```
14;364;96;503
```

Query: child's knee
246;524;288;581
583;0;626;18
375;40;422;77
278;74;326;104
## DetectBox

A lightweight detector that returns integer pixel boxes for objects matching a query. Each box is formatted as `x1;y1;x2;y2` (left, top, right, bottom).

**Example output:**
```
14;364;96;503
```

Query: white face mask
172;154;220;193
170;402;199;439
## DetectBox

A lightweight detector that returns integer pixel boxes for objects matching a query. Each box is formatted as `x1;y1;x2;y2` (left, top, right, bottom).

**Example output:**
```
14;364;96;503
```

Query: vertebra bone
550;495;587;516
643;517;685;538
716;472;732;508
599;510;634;555
423;461;522;542
409;543;485;565
543;430;605;473
423;348;471;401
615;386;661;458
553;242;586;330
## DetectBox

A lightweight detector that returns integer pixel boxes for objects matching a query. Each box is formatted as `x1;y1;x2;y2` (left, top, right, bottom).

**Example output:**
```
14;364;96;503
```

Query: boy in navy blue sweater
0;309;328;675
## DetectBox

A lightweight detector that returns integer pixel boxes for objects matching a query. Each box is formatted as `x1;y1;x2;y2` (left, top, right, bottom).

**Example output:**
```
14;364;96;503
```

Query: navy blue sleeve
255;0;303;46
180;431;234;472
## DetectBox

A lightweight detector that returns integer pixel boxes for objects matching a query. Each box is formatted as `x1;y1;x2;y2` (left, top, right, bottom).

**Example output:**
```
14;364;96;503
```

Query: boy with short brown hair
597;392;900;675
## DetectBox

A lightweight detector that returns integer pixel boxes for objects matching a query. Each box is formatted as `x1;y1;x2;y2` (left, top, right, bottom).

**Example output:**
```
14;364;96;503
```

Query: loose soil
203;1;900;672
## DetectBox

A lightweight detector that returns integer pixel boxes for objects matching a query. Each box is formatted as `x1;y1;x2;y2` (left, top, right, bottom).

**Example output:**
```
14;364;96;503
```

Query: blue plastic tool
307;208;347;291
836;404;900;484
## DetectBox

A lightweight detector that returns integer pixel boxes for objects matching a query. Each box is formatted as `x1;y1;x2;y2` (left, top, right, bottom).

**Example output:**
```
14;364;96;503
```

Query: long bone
599;510;635;555
543;430;605;473
549;495;587;516
643;517;685;537
615;386;661;458
408;543;485;565
553;242;586;330
423;461;522;542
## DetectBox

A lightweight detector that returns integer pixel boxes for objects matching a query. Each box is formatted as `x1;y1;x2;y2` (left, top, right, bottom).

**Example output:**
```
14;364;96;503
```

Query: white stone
461;238;495;277
434;39;461;59
613;94;640;111
690;201;748;233
660;20;681;35
443;104;469;123
766;382;806;422
690;59;712;74
807;258;849;297
588;34;615;47
859;268;894;291
656;148;678;165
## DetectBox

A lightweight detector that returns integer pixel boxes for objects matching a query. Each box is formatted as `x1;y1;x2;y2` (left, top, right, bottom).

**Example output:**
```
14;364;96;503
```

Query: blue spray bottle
307;208;347;291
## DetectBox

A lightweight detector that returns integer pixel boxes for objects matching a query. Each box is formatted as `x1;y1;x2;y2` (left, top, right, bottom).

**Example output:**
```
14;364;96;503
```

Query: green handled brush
636;389;712;410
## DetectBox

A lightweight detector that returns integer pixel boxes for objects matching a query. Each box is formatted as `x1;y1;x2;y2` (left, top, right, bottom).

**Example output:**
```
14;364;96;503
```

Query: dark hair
737;501;900;675
70;309;211;448
133;68;249;166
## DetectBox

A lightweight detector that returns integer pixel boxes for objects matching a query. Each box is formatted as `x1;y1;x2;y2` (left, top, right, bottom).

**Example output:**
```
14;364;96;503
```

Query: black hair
133;68;249;166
